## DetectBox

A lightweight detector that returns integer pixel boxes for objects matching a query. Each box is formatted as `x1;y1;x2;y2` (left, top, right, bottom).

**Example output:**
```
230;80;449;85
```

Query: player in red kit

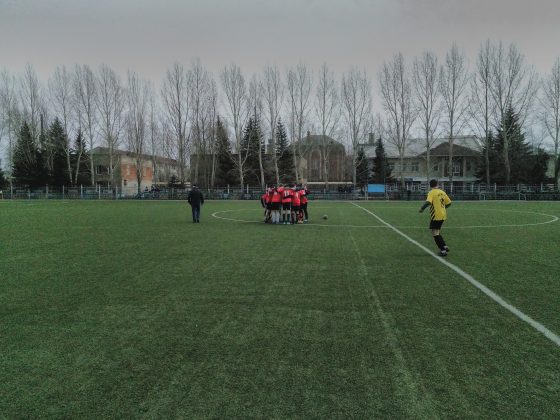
270;186;282;224
281;185;293;224
260;190;272;223
291;188;301;224
299;184;310;223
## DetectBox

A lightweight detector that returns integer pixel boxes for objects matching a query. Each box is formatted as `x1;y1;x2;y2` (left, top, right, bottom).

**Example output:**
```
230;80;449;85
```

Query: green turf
1;199;559;418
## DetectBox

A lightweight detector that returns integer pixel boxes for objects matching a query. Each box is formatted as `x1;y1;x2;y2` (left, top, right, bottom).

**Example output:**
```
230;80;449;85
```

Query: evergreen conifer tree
214;117;236;186
48;118;70;186
0;166;7;189
276;119;294;183
371;138;392;183
36;123;50;186
355;148;370;187
480;106;547;185
13;121;44;187
241;117;264;186
528;148;550;185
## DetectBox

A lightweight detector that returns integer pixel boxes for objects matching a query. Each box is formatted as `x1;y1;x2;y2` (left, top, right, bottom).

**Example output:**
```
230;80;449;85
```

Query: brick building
90;147;180;193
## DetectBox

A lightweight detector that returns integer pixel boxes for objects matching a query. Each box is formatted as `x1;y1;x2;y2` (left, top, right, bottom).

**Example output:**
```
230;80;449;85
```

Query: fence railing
1;183;559;201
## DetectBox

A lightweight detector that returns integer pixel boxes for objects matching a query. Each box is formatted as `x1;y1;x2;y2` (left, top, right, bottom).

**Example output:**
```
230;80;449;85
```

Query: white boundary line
211;208;559;230
351;202;560;348
210;210;387;228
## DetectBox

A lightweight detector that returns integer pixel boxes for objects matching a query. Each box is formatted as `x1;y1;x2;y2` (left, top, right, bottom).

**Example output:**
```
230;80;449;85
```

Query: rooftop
360;135;480;159
91;147;179;165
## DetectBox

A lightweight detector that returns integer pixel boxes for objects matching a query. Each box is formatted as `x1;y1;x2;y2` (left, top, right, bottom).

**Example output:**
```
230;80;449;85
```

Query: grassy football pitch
1;199;559;418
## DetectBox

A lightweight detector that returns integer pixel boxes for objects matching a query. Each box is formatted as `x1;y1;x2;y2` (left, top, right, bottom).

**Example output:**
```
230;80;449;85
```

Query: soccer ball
322;214;328;220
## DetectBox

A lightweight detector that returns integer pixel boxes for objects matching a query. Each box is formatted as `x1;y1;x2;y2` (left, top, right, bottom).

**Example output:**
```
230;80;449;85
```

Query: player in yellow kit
419;179;452;256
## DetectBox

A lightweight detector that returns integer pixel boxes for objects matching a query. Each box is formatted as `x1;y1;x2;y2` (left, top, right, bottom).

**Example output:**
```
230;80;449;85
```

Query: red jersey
299;189;307;204
292;190;301;206
261;193;270;203
282;188;294;203
271;190;282;203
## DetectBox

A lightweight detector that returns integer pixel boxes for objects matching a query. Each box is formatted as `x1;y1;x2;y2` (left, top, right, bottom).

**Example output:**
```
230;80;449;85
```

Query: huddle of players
261;184;310;224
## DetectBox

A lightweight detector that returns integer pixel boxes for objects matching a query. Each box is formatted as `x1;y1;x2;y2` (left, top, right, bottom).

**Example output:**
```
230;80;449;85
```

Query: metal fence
1;183;560;201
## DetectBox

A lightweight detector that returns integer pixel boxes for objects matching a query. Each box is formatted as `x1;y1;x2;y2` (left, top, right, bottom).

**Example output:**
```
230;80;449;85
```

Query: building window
453;164;462;176
410;161;419;172
444;162;462;177
95;165;108;175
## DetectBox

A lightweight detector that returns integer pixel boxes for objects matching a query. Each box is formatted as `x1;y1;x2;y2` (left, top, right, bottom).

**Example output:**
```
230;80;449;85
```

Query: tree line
1;40;559;192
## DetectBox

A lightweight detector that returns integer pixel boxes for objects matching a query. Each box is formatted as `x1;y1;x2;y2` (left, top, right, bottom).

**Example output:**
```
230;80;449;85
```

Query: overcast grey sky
1;0;560;84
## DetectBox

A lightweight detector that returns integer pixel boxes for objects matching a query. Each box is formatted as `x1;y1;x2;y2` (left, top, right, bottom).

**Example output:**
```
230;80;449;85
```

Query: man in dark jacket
187;185;204;223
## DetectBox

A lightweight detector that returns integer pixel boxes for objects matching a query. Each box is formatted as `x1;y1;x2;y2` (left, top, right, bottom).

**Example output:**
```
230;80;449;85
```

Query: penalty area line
351;202;560;348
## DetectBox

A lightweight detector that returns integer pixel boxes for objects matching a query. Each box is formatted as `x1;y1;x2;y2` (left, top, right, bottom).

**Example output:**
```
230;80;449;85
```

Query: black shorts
301;203;307;210
292;205;300;213
282;202;291;210
265;202;272;210
429;220;444;230
271;202;281;210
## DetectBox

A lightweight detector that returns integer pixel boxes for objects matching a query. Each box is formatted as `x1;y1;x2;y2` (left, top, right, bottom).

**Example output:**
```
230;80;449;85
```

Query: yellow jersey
425;188;452;221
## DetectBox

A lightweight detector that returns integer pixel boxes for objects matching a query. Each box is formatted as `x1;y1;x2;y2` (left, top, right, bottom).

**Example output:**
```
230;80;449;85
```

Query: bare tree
315;63;340;188
440;43;469;184
469;40;495;186
207;79;218;188
488;42;537;185
0;69;21;185
286;63;312;183
96;64;125;188
540;57;560;189
341;68;372;187
200;77;218;189
147;88;162;185
379;53;416;187
48;66;75;184
19;63;43;142
125;70;150;195
220;63;249;189
261;64;284;184
161;62;191;185
74;64;98;186
159;119;176;182
248;74;265;188
189;59;213;186
413;51;441;182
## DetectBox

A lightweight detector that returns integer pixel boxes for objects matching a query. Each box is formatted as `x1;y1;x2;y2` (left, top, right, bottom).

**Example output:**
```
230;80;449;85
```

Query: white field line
211;208;558;230
351;202;560;348
210;209;387;228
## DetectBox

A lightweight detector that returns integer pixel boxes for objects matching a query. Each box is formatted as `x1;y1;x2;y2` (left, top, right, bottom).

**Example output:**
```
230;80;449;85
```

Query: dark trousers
191;205;201;222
